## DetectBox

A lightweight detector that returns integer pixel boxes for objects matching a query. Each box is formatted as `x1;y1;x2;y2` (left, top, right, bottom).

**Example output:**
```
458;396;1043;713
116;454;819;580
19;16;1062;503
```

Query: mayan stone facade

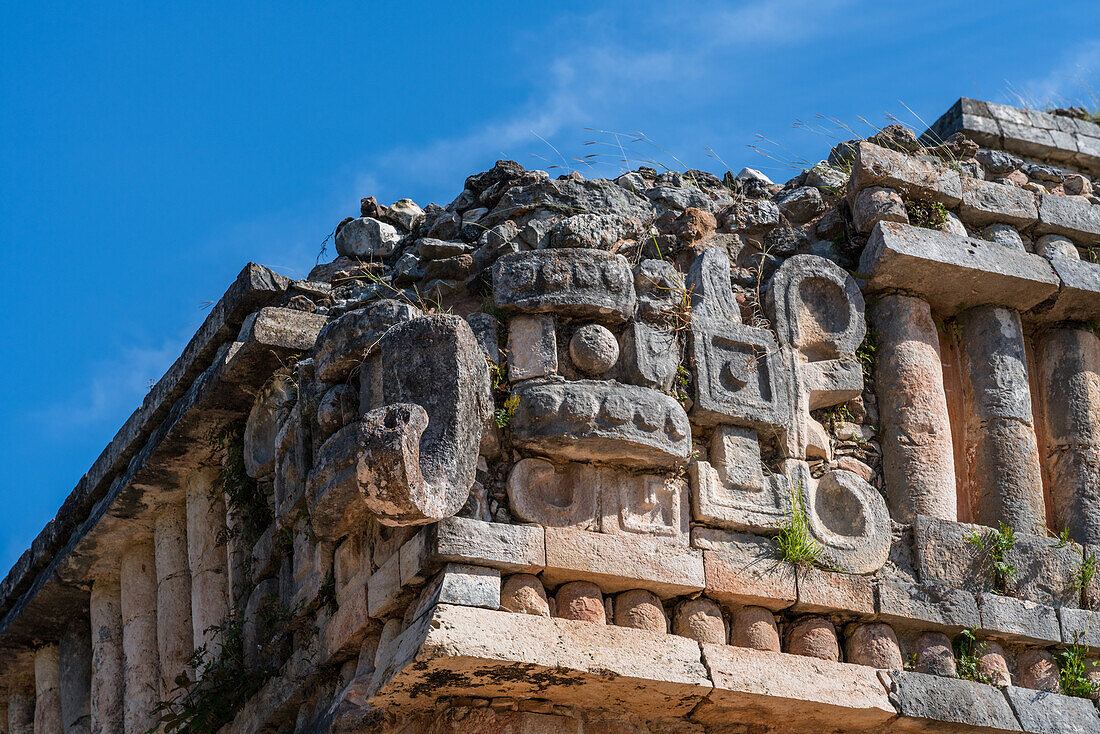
3;98;1100;733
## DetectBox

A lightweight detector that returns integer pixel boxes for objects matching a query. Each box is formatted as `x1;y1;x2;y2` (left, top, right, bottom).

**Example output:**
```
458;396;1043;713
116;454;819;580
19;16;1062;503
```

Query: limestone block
314;384;357;445
696;529;796;610
958;306;1046;531
852;186;909;233
333;533;371;605
543;526;703;598
1018;649;1060;693
859;221;1060;313
365;549;404;619
464;312;500;365
507;315;557;381
35;645;62;734
1059;606;1100;648
1035;193;1100;244
694;643;896;731
979;640;1013;687
634;258;684;325
243;373;296;479
506;458;597;529
368;605;711;718
613;589;667;633
499;574;549;617
89;579;123;734
493;249;636;323
786;616;839;661
885;671;1021;733
794;567;874;614
618;321;678;391
671;597;725;643
186;469;229;654
687;249;789;430
914;515;995;594
871;296;957;523
314;302;424;385
876;581;980;632
119;543;159;734
311;315;492;535
976;594;1060;644
242;578;281;671
509;378;690;468
959;177;1039;227
689;425;789;533
1002;531;1079;607
290;515;334;610
1036;328;1100;544
849;142;963;205
273;396;311;530
730;605;780;651
554;581;606;624
596;467;688;543
409;564;501;622
429;517;546;573
569;323;619;376
334;216;401;259
1038;253;1100;322
1004;686;1100;733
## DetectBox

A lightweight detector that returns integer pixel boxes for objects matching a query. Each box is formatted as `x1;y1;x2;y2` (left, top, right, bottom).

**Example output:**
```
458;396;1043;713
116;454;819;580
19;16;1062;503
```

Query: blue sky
1;0;1097;571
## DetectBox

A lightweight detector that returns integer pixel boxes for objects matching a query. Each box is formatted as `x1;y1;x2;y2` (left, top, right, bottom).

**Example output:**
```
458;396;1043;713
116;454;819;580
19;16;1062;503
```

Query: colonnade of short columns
874;293;1100;541
6;467;230;734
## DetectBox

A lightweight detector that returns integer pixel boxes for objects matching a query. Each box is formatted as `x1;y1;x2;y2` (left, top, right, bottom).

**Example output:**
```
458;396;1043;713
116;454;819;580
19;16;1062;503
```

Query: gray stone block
1036;194;1100;245
977;593;1061;644
914;515;994;594
887;670;1021;732
1059;606;1100;649
493;248;636;322
1003;686;1100;733
1003;531;1080;608
876;581;980;631
959;177;1039;228
860;221;1060;314
409;564;501;621
1036;254;1100;322
849;142;963;205
430;517;546;572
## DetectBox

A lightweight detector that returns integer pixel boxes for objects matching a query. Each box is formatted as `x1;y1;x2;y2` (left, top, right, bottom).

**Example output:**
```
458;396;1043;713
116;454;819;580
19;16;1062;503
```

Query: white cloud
1015;41;1100;109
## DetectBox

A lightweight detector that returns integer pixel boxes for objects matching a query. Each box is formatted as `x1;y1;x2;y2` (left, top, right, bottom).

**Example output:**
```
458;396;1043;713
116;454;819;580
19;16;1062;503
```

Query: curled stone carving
689;425;790;533
312;299;422;383
309;315;492;538
786;461;890;574
493;248;637;322
506;458;687;542
687;248;789;429
509;378;691;468
767;255;866;459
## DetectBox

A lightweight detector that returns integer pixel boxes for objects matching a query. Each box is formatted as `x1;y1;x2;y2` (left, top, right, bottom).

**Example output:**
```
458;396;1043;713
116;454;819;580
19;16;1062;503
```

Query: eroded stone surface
493;249;636;322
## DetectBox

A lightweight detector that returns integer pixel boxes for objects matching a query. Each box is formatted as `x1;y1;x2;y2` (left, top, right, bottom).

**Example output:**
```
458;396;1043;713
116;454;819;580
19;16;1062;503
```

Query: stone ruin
3;98;1100;734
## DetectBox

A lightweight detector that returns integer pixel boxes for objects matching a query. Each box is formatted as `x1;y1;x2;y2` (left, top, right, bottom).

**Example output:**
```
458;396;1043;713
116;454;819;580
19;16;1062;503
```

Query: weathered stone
689;425;789;533
1035;193;1100;244
568;323;619;376
1036;247;1100;322
9;686;35;734
120;543;159;734
499;574;549;617
493;249;636;322
913;632;956;677
876;581;980;632
794;567;874;614
850;142;963;205
543;526;703;598
546;213;645;250
411;564;500;620
1036;327;1100;544
852;186;908;233
387;199;424;231
613;590;666;633
845;623;902;670
730;605;779;651
786;616;839;661
697;529;796;610
313;300;421;383
311;315;492;534
507;315;557;381
242;578;280;671
957;306;1046;530
914;515;994;594
1017;649;1060;692
243;373;296;479
959;177;1039;227
696;643;896;731
417;238;469;260
1002;531;1079;607
509;378;690;468
334;217;402;259
618;321;678;391
89;579;123;734
979;640;1012;686
671;598;725;643
976;594;1060;644
153;507;192;695
1004;686;1100;733
871;296;957;523
35;645;62;734
554;581;605;624
186;468;229;654
859;220;1060;313
506;458;597;529
983;223;1026;250
486;176;654;229
775;186;826;223
429;517;546;573
886;670;1021;732
720;197;781;234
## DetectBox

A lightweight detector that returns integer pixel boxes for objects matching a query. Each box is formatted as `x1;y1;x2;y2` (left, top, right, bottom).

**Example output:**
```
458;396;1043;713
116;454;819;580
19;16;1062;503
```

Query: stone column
871;295;957;522
89;579;124;734
8;683;35;734
1037;327;1100;544
33;645;62;734
119;543;159;734
186;469;229;656
59;622;91;734
958;306;1046;530
153;506;193;695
